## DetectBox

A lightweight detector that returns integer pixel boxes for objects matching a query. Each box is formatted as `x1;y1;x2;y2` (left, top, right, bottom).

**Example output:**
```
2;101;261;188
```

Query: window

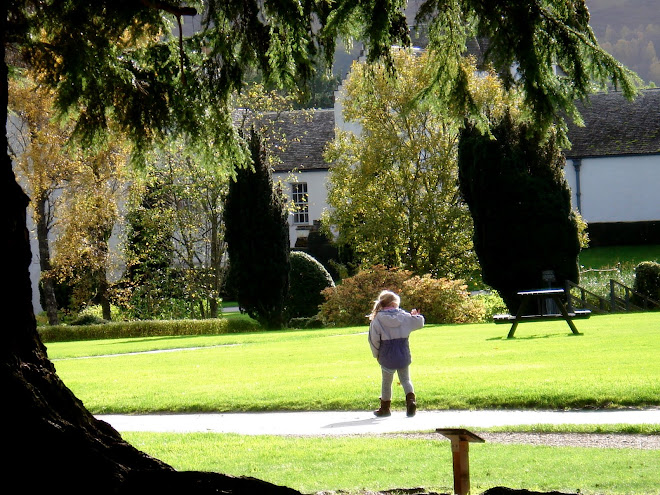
292;183;309;224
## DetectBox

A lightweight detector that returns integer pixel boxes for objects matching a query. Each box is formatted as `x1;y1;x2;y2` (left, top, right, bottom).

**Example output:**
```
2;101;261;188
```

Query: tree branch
139;0;197;17
139;0;196;84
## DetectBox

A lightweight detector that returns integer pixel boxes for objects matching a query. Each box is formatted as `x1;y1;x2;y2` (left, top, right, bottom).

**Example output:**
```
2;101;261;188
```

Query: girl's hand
411;309;419;316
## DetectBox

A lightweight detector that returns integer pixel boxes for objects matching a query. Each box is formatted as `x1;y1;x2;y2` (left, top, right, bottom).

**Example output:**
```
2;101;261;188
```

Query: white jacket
369;308;424;369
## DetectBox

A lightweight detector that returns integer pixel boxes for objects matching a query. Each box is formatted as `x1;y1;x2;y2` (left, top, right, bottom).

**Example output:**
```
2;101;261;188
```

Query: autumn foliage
319;265;484;327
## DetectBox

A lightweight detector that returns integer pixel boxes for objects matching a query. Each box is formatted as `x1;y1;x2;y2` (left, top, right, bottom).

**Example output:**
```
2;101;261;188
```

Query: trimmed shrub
38;317;262;343
402;275;485;324
287;251;335;319
633;261;660;305
319;265;486;326
319;266;411;327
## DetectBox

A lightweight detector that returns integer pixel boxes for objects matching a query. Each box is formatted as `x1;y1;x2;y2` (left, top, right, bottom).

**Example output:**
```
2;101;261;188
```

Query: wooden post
436;428;485;495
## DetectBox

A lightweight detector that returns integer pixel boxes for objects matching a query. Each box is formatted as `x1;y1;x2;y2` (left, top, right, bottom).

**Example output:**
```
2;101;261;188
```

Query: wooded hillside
588;0;660;85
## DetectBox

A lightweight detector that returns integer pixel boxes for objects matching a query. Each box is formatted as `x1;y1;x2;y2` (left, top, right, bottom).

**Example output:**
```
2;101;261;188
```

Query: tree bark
1;20;298;495
35;190;60;325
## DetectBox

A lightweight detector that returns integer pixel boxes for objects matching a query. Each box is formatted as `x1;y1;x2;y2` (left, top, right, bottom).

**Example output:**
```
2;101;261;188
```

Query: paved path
97;408;660;436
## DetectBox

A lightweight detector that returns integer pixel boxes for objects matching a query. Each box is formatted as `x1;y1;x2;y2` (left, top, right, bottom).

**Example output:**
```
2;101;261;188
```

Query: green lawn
48;312;660;414
579;244;660;270
46;313;660;494
123;432;660;495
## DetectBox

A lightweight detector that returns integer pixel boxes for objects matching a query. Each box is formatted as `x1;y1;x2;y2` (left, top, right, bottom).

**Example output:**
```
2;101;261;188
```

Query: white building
272;88;660;250
269;109;336;248
564;88;660;246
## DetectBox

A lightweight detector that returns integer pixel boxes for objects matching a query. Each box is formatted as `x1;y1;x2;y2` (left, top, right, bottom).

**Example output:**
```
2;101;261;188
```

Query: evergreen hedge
458;114;581;313
287;251;335;319
633;261;660;305
38;317;261;343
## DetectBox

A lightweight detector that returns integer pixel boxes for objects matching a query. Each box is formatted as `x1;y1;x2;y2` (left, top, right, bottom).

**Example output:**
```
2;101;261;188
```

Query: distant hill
587;0;660;85
327;1;660;104
588;0;659;31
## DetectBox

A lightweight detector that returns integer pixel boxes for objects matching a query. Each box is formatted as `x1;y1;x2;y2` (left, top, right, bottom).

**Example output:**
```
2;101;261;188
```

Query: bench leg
552;295;581;335
507;297;530;338
507;320;519;339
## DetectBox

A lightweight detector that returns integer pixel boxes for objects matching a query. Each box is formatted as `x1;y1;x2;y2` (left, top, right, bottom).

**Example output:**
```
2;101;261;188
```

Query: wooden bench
494;289;591;338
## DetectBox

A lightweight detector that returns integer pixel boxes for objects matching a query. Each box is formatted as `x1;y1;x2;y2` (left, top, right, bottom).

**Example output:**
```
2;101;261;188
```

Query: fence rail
565;280;660;314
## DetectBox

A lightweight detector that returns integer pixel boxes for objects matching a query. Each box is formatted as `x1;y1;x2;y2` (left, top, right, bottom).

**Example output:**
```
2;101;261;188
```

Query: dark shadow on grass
486;333;584;341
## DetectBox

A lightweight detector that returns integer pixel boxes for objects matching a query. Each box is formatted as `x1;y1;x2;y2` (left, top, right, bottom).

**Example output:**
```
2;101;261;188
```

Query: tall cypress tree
223;127;290;329
458;114;581;313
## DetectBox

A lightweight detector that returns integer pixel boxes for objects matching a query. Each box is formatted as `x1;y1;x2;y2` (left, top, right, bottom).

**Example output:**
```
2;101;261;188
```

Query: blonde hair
369;290;401;320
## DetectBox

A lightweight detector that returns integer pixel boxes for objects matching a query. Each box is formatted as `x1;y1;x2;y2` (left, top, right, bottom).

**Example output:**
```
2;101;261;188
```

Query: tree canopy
325;48;481;280
3;0;641;492
8;0;638;155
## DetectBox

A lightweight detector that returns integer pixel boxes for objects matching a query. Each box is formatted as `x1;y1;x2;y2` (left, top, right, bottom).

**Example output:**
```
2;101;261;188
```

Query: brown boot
406;392;417;417
374;399;391;417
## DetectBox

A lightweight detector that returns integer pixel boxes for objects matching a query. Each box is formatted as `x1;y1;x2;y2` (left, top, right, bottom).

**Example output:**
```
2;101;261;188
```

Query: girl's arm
368;321;381;358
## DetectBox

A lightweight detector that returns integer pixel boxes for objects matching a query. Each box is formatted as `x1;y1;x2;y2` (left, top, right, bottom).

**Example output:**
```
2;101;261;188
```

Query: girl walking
368;290;424;417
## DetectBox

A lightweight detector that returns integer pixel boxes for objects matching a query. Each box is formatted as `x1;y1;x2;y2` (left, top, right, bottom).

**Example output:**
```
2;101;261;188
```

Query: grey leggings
380;365;414;401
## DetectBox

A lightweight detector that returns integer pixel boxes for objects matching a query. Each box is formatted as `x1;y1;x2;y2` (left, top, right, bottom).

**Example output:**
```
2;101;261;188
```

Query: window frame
291;182;309;224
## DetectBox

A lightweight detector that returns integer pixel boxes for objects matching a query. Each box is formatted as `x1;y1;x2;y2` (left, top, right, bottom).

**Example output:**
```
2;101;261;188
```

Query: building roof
565;88;660;158
272;109;335;172
237;108;335;172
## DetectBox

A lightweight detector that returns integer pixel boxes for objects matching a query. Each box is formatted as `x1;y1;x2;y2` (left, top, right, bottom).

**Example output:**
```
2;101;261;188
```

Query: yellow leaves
461;58;521;123
342;45;520;132
326;44;484;278
10;72;129;286
342;48;435;126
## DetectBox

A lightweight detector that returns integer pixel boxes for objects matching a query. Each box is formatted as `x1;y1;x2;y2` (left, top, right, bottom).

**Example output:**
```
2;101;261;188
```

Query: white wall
333;85;362;136
273;168;330;247
565;155;660;223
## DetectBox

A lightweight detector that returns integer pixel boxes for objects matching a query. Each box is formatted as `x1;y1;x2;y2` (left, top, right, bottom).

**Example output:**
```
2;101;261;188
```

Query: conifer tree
2;1;641;491
223;128;290;329
122;178;177;319
458;113;581;312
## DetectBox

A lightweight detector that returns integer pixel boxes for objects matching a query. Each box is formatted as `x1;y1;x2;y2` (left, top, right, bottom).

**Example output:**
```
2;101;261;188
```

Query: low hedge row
38;317;262;343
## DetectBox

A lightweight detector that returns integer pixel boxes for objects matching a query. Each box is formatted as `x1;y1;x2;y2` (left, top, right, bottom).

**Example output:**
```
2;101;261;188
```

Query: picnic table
494;288;590;338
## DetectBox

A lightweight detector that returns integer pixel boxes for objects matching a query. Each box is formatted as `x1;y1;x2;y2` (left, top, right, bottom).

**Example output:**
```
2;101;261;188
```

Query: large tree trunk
1;28;298;495
3;161;302;495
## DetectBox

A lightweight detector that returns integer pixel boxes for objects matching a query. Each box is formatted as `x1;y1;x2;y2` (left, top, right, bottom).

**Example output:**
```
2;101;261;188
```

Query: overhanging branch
140;0;196;84
140;0;197;17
